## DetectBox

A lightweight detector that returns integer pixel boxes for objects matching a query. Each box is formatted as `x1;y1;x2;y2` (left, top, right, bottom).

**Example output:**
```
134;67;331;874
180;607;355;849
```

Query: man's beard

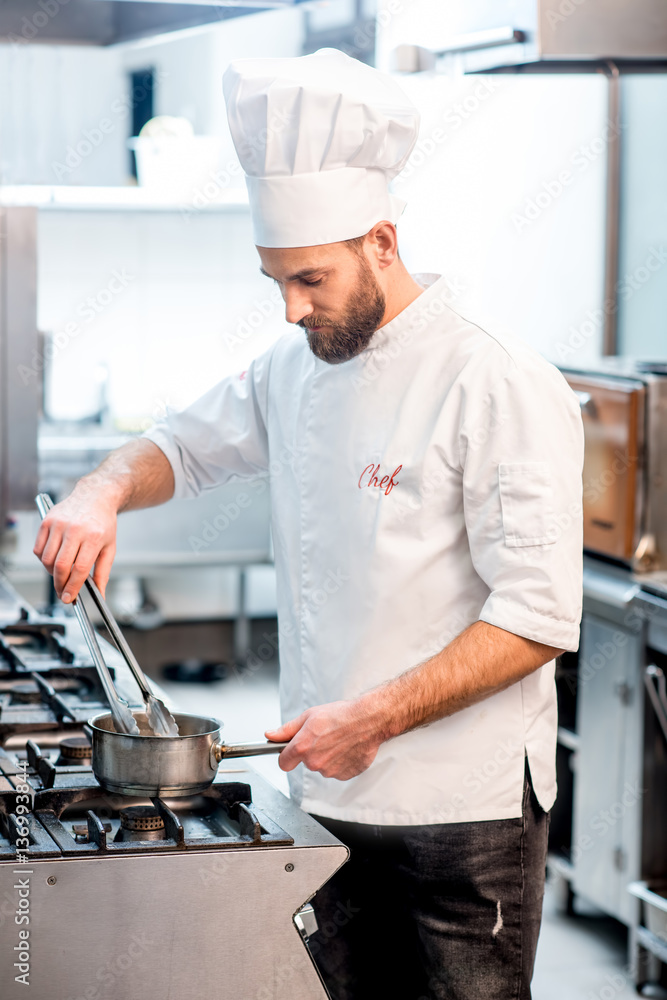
299;258;386;365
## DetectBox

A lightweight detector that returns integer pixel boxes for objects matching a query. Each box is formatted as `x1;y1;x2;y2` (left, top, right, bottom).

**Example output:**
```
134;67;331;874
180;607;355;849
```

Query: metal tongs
35;494;179;738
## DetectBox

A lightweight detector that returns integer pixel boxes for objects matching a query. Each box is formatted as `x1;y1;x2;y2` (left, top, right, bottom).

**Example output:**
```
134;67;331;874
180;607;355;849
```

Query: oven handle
573;390;597;417
644;664;667;743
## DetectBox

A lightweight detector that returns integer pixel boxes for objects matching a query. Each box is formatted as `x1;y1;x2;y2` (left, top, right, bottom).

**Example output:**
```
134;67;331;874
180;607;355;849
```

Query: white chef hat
222;47;420;248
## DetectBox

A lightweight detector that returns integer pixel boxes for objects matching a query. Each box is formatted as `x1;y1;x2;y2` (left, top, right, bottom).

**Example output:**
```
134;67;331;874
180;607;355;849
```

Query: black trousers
310;761;549;1000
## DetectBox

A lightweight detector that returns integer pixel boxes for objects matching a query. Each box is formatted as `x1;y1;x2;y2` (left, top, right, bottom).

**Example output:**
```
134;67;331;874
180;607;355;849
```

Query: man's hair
344;234;367;257
343;231;400;260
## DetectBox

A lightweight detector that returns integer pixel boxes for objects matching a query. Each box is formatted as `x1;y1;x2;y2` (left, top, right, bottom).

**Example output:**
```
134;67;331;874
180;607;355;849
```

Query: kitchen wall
0;7;304;187
616;74;667;359
375;0;609;365
39;205;284;424
0;43;124;186
376;0;667;366
1;9;306;622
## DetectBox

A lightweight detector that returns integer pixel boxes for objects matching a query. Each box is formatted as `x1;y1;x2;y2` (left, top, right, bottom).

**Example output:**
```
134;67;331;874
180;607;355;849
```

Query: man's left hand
265;700;384;781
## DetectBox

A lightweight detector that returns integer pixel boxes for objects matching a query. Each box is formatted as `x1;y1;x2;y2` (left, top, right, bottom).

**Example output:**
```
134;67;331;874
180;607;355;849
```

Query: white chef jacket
144;274;584;825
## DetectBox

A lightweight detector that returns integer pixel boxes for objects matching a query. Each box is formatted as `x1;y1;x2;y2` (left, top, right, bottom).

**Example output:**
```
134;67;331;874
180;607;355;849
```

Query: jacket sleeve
461;359;585;652
142;345;275;499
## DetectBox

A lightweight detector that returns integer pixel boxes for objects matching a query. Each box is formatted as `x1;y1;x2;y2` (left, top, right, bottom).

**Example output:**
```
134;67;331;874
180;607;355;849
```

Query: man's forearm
269;620;565;780
76;438;175;512
362;621;564;741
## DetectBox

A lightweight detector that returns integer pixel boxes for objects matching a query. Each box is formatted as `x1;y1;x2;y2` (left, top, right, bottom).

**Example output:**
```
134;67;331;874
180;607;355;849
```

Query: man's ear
367;221;398;269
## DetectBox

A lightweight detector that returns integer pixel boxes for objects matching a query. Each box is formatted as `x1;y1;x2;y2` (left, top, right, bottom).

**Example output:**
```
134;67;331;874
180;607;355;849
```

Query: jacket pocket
498;462;556;547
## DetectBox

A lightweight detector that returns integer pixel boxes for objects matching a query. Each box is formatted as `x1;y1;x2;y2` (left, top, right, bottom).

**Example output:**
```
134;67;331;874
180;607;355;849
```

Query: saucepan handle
212;741;289;764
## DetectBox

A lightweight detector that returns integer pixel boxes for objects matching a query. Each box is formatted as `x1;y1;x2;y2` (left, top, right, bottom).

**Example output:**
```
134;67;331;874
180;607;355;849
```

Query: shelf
0;185;249;213
546;852;575;881
636;925;667;965
557;727;580;751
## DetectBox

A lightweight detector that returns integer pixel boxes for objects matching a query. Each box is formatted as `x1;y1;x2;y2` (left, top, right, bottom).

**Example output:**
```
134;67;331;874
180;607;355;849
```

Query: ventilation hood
392;0;667;74
0;0;310;47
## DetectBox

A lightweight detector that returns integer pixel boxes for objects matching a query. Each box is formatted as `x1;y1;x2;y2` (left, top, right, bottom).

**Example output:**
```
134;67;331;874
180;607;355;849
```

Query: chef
34;48;584;1000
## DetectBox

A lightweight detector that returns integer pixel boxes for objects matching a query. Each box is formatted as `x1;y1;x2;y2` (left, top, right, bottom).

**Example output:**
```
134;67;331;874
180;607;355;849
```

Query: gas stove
0;574;347;1000
0;752;346;1000
0;666;112;747
0;585;141;747
0;735;294;858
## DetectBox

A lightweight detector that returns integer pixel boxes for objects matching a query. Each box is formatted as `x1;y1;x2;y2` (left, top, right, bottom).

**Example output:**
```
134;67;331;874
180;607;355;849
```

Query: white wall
616;74;667;359
38;205;287;424
376;0;609;366
0;43;125;185
0;8;305;187
8;8;307;424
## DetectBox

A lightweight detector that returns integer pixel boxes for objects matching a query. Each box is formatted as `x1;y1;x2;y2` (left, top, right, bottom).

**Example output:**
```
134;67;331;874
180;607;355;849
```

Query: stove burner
56;737;92;766
116;806;166;842
9;683;39;703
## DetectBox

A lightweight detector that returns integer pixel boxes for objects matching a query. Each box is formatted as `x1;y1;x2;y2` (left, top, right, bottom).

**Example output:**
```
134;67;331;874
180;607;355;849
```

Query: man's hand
33;438;175;603
266;700;385;781
33;488;118;602
265;622;565;782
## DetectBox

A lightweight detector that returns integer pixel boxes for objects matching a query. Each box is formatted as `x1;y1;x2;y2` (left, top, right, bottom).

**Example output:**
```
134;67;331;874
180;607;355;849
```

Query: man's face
257;240;386;364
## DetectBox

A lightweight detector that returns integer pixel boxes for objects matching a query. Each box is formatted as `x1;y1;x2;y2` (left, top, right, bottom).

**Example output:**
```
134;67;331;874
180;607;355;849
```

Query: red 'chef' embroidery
239;370;247;381
358;464;402;496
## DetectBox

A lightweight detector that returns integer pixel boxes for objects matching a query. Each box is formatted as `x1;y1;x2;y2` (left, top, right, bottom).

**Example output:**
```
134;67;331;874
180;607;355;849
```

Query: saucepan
88;711;288;797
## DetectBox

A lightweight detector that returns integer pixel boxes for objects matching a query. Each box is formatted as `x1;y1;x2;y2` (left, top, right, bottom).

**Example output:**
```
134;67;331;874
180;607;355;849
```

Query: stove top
0;581;142;746
0;736;293;858
0;616;75;671
0;667;112;744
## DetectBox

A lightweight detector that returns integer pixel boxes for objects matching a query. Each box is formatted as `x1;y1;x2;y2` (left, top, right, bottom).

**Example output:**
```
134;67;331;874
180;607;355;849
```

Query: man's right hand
33;439;175;604
33;487;118;603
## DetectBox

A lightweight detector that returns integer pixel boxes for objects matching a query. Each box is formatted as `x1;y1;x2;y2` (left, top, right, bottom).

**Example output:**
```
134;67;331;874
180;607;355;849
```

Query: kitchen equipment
645;663;667;743
89;710;288;796
0;575;145;748
82;572;179;737
0;1;314;48
35;492;177;736
0;733;348;1000
561;360;667;572
35;494;140;736
629;881;667;941
391;0;667;73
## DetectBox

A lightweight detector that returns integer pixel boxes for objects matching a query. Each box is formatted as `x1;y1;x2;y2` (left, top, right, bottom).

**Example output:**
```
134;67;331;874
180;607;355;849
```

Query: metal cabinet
572;612;644;924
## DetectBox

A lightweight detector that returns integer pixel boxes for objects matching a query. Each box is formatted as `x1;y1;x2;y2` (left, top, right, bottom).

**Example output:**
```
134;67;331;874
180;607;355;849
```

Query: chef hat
223;48;420;248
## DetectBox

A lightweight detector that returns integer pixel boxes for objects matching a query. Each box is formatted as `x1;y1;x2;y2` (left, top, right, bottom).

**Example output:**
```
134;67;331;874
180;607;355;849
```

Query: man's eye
303;278;323;286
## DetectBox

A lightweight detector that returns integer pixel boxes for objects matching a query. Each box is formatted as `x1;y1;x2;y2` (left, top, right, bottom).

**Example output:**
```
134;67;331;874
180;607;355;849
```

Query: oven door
563;372;646;564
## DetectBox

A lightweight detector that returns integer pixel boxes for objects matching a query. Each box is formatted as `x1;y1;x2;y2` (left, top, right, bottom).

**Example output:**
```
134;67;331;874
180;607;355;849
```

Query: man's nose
284;285;314;326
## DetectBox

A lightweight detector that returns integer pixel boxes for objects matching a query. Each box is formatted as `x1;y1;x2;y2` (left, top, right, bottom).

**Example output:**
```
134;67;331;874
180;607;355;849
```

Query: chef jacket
144;273;584;825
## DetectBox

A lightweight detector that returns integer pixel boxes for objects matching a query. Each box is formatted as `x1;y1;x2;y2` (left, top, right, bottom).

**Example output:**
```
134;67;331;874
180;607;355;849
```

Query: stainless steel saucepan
88;711;288;797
